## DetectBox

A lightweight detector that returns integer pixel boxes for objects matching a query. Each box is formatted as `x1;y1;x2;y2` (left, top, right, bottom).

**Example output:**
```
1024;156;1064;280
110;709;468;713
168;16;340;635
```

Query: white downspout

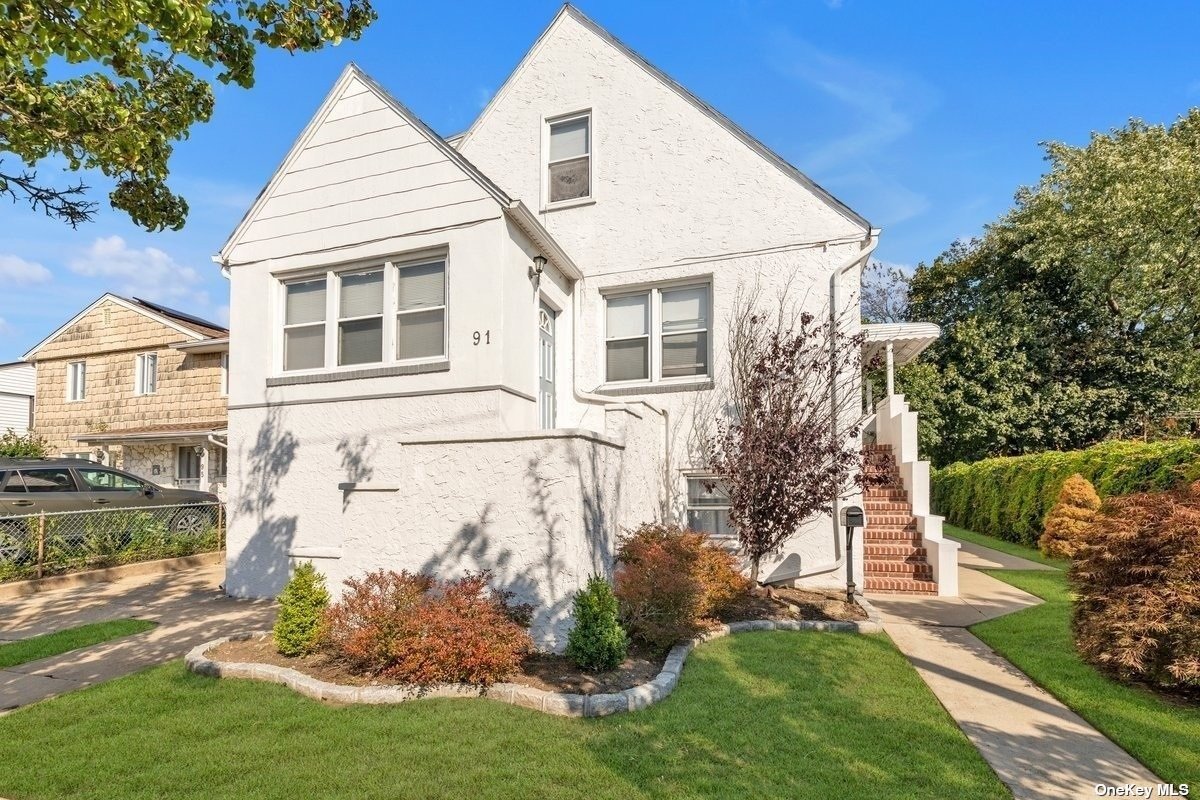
766;228;880;584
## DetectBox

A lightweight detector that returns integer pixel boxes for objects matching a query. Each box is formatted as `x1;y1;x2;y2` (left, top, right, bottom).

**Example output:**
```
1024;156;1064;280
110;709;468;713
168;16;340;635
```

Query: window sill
541;197;595;213
595;378;714;397
267;360;449;387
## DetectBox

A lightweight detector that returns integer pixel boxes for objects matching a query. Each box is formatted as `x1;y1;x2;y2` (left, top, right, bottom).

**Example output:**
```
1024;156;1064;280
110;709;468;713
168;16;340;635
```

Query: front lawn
971;568;1200;784
0;631;1007;800
0;619;156;669
943;523;1069;569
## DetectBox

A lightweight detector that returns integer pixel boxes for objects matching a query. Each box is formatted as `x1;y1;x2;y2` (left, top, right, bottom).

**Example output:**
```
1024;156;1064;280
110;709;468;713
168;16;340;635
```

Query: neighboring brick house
22;294;229;495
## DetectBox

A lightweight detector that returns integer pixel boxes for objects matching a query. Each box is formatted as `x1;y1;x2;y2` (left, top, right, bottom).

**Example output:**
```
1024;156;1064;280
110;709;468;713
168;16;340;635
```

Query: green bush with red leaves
322;570;532;687
614;523;751;651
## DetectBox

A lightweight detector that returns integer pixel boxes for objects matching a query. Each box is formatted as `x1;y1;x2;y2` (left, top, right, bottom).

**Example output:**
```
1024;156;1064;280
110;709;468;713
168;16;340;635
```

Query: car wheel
0;520;31;564
170;508;211;535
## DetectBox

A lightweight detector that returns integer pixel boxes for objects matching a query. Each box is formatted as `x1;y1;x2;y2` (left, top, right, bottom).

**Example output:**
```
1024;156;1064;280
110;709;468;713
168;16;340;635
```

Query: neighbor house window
134;352;158;395
219;352;229;396
686;477;734;538
212;447;228;479
176;447;202;488
604;283;711;383
396;260;446;360
66;360;86;401
283;278;327;371
547;114;590;203
338;269;384;366
279;257;447;373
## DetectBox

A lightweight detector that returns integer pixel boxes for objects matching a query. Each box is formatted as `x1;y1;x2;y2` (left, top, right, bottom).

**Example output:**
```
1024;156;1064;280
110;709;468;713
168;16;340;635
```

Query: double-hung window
280;258;447;373
134;352;158;395
338;269;384;366
686;477;734;538
396;261;446;360
604;283;710;383
67;360;86;401
219;352;229;396
547;114;590;204
283;278;327;371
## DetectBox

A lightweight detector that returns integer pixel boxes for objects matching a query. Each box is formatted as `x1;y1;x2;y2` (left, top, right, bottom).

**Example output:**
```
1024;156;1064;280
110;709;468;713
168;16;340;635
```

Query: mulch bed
208;588;866;696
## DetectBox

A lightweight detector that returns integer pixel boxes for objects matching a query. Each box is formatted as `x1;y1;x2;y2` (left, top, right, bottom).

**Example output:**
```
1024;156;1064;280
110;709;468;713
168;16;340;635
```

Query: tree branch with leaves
0;1;376;230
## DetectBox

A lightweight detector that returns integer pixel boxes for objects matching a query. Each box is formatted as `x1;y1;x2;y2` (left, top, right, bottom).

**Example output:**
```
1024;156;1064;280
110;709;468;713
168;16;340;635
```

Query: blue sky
3;0;1198;361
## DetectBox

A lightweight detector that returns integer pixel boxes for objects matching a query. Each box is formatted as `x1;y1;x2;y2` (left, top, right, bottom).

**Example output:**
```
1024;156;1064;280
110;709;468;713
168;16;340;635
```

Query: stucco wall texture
225;398;664;649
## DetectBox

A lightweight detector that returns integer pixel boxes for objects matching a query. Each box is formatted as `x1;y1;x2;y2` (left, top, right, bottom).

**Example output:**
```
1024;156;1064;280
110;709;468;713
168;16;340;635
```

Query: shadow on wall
337;434;378;511
226;404;299;598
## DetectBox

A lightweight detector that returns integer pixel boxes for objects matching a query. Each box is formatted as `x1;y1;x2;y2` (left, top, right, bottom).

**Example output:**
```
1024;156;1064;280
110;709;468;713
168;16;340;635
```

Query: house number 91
473;330;491;345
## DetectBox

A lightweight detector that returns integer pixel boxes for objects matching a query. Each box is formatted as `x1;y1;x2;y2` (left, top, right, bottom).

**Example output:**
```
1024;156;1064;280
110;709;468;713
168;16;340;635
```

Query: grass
0;631;1007;800
971;568;1200;785
0;619;156;669
943;523;1069;569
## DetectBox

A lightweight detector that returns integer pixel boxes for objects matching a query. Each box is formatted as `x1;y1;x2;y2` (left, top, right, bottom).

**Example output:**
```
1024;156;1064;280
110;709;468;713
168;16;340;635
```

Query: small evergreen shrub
1038;474;1100;560
322;569;531;686
273;562;330;656
1071;483;1200;691
566;575;628;671
932;438;1200;544
614;523;751;651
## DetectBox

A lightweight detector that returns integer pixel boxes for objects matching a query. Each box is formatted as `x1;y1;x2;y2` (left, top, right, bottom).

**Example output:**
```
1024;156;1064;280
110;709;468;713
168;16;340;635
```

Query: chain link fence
0;502;225;583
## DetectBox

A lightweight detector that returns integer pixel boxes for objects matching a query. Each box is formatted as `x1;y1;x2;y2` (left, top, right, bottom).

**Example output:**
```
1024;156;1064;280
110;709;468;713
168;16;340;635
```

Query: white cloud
767;31;936;172
69;235;208;308
0;254;52;285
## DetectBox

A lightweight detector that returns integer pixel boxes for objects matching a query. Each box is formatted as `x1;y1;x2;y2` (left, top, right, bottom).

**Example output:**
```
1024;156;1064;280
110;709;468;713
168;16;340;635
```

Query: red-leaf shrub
614;523;751;650
322;570;532;687
1071;482;1200;691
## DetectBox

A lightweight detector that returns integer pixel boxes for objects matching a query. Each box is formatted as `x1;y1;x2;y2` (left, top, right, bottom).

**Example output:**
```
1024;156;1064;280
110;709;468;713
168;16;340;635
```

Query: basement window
686;477;734;537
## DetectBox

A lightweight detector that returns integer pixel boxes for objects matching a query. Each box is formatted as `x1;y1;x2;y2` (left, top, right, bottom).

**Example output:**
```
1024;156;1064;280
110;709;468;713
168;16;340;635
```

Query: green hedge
932;439;1200;545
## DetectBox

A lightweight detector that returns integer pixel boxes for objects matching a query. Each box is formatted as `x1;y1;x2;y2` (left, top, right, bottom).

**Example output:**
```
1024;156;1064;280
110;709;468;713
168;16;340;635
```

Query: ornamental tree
706;288;873;584
1;1;376;230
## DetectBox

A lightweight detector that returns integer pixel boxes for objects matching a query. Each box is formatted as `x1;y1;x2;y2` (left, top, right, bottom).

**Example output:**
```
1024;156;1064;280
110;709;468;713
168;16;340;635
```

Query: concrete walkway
0;563;273;713
868;536;1161;799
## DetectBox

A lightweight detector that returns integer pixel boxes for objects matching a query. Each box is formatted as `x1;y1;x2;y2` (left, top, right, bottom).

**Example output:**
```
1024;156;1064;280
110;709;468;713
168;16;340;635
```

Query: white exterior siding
0;362;35;435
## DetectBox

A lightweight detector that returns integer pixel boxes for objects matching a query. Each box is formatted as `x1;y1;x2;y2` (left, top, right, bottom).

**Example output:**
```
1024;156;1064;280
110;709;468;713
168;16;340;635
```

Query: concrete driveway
0;563;274;712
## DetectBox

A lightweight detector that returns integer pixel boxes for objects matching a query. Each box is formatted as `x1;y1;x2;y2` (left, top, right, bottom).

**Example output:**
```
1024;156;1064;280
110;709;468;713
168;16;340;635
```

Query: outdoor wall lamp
529;255;547;282
840;505;866;604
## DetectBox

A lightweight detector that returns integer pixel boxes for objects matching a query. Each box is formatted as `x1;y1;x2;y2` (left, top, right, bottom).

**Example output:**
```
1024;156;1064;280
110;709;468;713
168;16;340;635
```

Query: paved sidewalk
869;540;1161;799
0;564;273;712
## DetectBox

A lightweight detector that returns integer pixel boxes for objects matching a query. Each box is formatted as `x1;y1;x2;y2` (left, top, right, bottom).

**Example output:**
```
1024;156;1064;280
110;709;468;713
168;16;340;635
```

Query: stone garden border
186;611;884;718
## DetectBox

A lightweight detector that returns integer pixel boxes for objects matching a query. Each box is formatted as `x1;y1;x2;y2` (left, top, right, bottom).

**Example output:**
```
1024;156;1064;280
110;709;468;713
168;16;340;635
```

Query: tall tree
1;1;375;230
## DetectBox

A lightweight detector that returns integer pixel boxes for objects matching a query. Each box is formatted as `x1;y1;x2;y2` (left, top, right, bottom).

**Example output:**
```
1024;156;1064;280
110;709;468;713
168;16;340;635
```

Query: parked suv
0;458;219;562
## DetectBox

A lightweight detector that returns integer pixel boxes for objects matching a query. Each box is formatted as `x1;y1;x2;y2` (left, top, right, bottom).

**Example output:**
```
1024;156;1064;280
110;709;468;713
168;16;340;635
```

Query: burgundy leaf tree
707;288;874;585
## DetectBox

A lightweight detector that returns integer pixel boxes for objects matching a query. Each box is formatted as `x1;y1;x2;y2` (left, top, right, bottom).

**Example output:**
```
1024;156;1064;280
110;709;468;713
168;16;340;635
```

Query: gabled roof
22;294;224;361
214;64;581;279
457;4;870;232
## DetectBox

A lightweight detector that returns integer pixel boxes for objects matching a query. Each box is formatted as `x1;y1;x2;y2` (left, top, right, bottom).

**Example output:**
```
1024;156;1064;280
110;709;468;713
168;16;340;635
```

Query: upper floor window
280;258;447;373
220;352;229;396
604;283;711;384
547;113;590;204
66;360;86;401
134;352;158;395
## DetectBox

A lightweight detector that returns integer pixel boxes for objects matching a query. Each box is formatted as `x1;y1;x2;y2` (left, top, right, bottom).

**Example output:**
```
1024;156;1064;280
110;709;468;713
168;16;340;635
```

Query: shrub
566;575;628;671
273;562;330;657
0;430;48;458
1070;483;1200;691
1038;474;1100;560
322;570;531;687
932;438;1200;545
614;523;750;651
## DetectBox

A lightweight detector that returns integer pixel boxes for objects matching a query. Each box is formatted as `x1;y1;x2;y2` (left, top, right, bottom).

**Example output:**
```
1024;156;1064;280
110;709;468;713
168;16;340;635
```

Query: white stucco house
218;5;955;649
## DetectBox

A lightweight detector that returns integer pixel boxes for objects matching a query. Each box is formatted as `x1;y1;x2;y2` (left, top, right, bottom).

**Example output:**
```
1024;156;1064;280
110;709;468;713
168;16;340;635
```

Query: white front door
538;303;556;429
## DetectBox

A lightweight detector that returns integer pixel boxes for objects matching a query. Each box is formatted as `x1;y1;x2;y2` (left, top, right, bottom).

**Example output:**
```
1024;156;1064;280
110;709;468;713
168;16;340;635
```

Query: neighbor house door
538;303;556;429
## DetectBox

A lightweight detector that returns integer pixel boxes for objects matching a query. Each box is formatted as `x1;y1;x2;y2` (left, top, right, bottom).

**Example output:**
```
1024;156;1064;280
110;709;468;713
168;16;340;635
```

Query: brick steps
862;443;936;596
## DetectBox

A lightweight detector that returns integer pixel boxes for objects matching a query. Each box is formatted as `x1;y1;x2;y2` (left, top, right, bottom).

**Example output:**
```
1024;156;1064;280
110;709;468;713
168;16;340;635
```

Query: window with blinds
284;278;327;371
604;283;710;384
279;257;447;373
548;114;590;203
396;260;446;360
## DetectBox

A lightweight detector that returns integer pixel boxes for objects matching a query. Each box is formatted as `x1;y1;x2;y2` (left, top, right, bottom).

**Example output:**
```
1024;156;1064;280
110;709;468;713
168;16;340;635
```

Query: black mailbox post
840;505;866;604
